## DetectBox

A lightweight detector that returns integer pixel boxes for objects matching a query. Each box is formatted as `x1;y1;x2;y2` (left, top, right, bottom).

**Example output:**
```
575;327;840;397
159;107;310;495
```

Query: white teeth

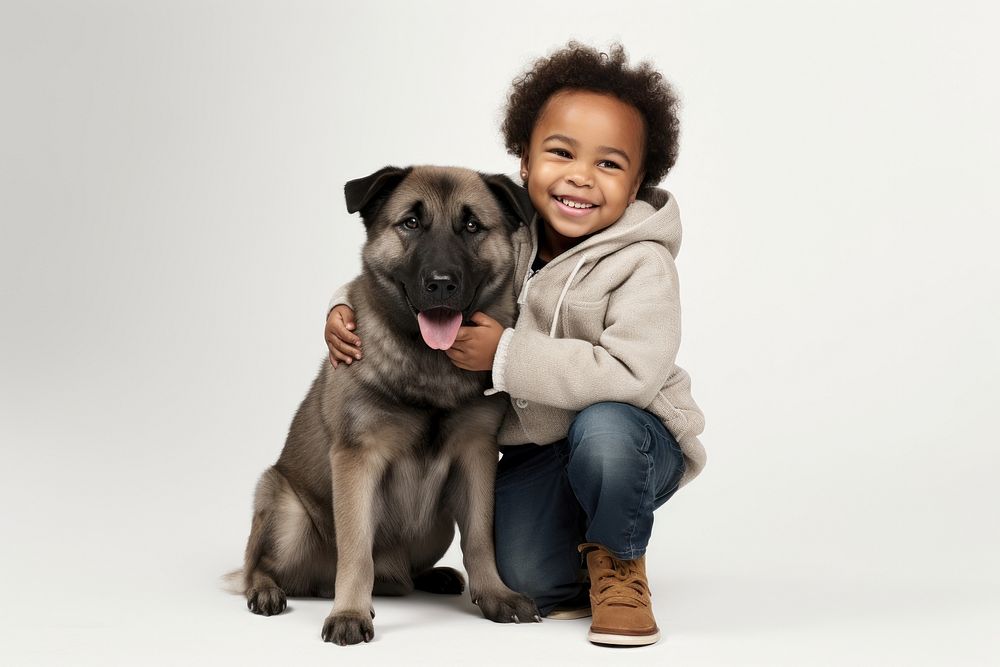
558;196;594;209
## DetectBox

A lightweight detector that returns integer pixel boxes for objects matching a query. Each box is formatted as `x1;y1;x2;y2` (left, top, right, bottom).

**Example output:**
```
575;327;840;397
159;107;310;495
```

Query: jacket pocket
648;390;689;438
559;296;610;343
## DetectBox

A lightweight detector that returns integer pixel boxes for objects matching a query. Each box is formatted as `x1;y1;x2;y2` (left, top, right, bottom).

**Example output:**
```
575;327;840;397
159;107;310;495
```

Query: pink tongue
416;309;463;350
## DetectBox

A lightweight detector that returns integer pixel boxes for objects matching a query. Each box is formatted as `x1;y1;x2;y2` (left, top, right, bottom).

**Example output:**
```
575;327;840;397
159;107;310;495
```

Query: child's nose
565;166;594;188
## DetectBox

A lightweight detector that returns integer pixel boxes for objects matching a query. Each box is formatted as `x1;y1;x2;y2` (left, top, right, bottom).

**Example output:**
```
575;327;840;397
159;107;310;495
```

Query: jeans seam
624;424;653;558
652;437;686;507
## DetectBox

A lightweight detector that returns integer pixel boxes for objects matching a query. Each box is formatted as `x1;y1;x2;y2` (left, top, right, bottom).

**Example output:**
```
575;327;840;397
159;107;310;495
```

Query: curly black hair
501;42;681;188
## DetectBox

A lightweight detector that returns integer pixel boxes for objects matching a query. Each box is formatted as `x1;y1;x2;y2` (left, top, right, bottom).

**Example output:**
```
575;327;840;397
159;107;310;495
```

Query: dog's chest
362;346;485;410
379;451;455;537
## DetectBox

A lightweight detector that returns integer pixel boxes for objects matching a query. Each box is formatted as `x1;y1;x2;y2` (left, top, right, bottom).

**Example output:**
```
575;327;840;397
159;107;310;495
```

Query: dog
229;165;540;645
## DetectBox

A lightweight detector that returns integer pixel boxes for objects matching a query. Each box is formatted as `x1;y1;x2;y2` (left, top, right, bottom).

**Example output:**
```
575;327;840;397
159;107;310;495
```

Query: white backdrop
1;1;997;665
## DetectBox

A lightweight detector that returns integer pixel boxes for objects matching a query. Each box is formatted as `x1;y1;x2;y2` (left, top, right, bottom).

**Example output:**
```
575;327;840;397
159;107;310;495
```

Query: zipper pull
517;268;536;306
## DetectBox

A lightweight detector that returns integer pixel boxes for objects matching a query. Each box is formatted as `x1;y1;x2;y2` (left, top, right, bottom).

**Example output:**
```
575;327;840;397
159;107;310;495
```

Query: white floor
4;544;996;666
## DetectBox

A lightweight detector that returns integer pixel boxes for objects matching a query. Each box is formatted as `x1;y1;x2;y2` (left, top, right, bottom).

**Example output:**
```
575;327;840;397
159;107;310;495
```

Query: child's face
520;89;645;241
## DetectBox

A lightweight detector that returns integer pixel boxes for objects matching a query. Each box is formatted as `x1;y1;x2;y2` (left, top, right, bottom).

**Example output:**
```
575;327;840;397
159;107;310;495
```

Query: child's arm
493;247;681;410
325;283;362;367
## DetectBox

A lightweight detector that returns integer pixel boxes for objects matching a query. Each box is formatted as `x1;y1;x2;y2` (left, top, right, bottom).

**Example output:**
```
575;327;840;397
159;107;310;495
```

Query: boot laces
592;555;649;608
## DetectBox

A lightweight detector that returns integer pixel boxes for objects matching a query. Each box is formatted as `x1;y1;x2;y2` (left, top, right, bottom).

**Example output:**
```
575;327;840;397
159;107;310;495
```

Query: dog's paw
472;589;541;624
246;586;287;616
322;612;374;645
413;566;466;595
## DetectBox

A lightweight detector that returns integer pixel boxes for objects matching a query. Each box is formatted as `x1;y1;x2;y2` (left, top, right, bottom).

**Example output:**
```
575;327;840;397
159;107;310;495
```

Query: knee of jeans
568;402;649;460
495;553;558;602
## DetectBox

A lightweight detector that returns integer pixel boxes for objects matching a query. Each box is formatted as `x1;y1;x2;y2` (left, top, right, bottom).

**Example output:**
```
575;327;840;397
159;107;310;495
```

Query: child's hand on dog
326;305;361;368
445;312;503;372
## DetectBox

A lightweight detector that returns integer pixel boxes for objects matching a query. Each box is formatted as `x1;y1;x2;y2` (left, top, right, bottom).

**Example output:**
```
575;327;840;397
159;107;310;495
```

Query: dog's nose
424;272;458;297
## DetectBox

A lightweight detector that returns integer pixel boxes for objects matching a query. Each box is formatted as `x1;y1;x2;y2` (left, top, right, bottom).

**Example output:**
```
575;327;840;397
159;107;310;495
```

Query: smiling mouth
553;195;597;210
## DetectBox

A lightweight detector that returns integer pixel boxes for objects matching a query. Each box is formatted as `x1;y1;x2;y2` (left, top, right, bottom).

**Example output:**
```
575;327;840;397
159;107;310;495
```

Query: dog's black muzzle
407;267;468;312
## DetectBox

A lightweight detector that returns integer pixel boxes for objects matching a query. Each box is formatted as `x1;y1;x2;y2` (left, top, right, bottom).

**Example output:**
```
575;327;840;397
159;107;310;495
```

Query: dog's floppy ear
480;173;535;230
344;166;412;224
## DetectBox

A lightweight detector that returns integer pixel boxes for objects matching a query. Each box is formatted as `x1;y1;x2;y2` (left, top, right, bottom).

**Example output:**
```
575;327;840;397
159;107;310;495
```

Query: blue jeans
493;401;685;616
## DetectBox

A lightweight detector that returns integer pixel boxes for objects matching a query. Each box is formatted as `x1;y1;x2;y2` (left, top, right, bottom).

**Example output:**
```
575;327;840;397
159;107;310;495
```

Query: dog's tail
220;568;245;595
225;468;283;597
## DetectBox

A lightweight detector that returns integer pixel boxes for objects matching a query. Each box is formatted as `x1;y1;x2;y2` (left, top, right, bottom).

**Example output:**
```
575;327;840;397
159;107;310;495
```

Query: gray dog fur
226;166;539;645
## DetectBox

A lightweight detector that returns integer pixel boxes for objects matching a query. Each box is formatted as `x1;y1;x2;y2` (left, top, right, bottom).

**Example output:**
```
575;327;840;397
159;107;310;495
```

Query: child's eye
598;160;622;170
548;148;572;158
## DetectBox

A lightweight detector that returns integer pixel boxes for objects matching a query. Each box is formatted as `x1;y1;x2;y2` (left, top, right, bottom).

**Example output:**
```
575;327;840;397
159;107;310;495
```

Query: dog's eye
401;216;419;230
464;219;481;233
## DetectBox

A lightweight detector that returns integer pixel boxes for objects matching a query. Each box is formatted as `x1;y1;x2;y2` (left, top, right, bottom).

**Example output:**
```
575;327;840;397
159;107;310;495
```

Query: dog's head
344;165;534;350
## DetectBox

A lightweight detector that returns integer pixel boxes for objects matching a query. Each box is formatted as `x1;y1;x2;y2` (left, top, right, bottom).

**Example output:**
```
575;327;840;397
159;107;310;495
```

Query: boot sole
588;629;661;646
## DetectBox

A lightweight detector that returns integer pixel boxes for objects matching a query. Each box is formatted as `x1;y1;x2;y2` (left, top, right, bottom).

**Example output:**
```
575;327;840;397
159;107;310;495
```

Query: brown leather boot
579;543;660;646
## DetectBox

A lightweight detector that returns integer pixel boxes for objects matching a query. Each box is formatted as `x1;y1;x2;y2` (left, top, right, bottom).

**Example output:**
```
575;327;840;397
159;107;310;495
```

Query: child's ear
629;172;645;203
519;153;530;184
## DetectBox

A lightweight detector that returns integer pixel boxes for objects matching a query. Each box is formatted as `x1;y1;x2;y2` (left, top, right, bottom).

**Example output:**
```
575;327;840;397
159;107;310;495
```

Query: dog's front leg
452;430;541;624
322;444;386;645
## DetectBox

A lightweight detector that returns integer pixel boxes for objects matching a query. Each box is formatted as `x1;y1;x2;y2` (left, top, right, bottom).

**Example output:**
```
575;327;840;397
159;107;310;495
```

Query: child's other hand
326;305;362;368
445;312;504;372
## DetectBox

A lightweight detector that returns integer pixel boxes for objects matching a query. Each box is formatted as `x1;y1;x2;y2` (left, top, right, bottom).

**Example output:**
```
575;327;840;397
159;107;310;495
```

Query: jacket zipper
517;267;539;306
